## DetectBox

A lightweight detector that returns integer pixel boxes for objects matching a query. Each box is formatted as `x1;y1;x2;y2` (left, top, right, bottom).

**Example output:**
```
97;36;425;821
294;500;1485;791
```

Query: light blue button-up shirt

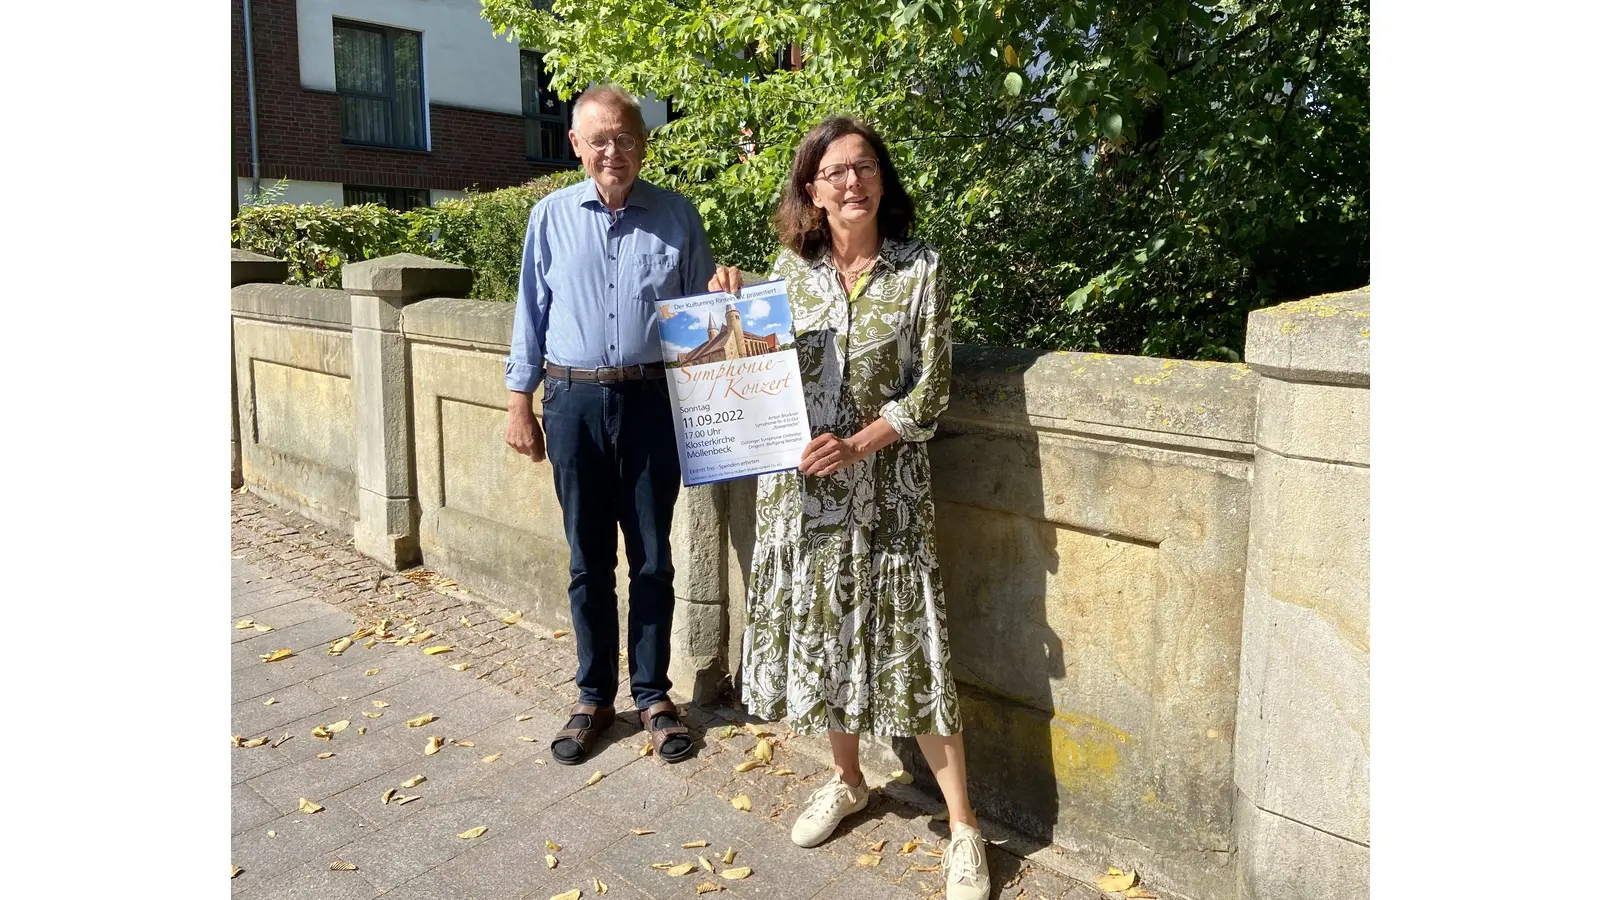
504;178;715;392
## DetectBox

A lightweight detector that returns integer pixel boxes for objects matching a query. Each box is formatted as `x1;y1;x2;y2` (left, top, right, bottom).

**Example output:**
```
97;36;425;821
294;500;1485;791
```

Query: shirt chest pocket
627;251;681;301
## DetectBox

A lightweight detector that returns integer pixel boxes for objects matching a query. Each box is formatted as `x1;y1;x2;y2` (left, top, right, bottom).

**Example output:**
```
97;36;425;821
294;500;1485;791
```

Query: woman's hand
709;265;744;296
799;432;866;477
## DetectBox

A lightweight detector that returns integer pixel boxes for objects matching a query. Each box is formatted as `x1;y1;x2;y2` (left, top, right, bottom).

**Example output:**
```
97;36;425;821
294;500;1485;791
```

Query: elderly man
505;85;713;765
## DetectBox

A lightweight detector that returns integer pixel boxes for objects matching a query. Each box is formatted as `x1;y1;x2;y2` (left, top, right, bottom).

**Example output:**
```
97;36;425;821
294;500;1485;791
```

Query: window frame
521;50;578;167
342;184;431;211
333;18;428;152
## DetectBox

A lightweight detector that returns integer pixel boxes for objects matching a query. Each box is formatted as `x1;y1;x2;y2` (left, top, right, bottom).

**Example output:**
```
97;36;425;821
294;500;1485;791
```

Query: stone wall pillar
667;483;731;705
230;249;288;489
342;254;473;569
1234;289;1370;900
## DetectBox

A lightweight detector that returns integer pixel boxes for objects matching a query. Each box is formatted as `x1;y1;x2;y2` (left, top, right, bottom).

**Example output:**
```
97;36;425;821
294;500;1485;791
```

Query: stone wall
1233;291;1370;899
227;252;1370;900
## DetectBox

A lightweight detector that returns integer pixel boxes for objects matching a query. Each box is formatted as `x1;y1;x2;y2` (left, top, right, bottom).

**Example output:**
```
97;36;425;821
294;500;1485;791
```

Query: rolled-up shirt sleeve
505;203;550;392
878;255;951;443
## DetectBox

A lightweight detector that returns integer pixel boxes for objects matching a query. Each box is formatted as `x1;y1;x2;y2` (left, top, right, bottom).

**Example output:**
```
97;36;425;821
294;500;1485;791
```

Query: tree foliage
482;0;1367;360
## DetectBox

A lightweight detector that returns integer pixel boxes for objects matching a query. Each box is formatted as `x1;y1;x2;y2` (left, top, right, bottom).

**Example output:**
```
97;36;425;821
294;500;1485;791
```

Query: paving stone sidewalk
231;491;1104;900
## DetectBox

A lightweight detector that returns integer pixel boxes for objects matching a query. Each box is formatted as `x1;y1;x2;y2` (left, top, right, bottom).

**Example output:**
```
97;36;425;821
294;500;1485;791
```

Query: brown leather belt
546;363;667;383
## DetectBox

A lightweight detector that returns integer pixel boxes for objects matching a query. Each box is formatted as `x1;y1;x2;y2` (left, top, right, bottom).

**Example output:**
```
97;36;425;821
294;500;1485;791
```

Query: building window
343;185;431;211
334;20;426;150
522;51;576;165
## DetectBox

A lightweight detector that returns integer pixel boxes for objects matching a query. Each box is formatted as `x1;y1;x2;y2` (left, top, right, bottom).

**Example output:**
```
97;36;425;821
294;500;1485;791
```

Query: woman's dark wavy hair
773;116;916;261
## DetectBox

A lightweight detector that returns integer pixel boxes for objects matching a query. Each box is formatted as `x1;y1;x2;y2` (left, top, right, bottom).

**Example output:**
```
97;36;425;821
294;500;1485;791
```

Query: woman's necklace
833;252;875;293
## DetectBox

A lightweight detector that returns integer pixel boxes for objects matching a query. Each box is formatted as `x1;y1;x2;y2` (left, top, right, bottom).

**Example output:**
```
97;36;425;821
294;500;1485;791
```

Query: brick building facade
232;0;603;209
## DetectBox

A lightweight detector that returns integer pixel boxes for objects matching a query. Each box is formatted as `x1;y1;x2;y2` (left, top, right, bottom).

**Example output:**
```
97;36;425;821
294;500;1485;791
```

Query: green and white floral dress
740;236;961;736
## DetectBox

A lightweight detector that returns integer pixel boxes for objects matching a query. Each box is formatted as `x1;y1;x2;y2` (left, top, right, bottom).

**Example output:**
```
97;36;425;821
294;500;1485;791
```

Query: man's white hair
571;84;648;136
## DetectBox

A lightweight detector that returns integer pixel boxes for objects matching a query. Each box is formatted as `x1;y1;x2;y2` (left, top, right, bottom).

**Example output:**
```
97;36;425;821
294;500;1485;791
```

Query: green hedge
231;172;582;298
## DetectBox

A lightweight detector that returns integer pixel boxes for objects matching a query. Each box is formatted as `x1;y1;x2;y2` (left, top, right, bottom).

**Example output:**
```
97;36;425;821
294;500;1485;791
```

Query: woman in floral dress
708;116;989;900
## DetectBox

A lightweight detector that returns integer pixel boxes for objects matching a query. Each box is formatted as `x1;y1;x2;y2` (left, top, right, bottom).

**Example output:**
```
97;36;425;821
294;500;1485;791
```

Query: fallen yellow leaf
651;863;674;870
870;840;887;852
516;714;533;721
424;736;444;755
520;736;538;743
594;876;608;894
414;630;435;642
357;727;367;735
230;735;243;747
449;663;471;671
381;788;397;805
1097;869;1138;893
310;726;332;740
405;715;436;728
855;854;881;867
401;775;425;788
316;752;335;760
682;840;708;849
640;742;654;757
585;771;604;786
364;669;379;676
234;619;255;630
263;698;277;706
460;616;471;627
771;768;794;776
260;649;293;662
394;795;420;805
372;700;390;708
328;637;353;655
363;638;377;649
630;828;656;835
716;725;739;739
901;840;921;855
908;864;940;872
1126;888;1158;899
231;865;242;878
423;646;453;655
456;741;475;747
458;826;488;840
753;739;773;762
327;720;350;733
549;891;581;900
698;855;714;873
743;723;774;738
545;839;562;852
482;753;503;763
545;854;558;869
733;760;764;773
722;847;736;864
266;830;275;838
695;882;722;894
503;611;523;625
253;624;273;632
730;794;751;811
363;712;383;719
298;798;323;814
551;630;569;639
329;860;358;871
721;866;752;880
239;736;269;748
667;862;697;877
889;769;913;784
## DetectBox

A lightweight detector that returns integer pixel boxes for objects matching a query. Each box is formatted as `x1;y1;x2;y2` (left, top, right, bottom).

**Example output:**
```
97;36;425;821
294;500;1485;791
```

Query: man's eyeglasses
815;160;880;187
582;132;639;153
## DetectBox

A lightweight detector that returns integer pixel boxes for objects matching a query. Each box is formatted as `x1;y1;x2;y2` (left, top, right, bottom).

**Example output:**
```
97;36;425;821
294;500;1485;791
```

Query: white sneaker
789;772;870;847
942;821;991;900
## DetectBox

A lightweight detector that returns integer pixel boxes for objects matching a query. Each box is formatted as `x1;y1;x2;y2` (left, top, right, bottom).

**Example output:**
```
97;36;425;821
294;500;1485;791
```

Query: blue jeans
540;375;682;710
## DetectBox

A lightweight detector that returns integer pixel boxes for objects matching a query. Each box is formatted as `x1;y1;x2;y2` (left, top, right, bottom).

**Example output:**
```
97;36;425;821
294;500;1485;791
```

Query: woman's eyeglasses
815;160;880;186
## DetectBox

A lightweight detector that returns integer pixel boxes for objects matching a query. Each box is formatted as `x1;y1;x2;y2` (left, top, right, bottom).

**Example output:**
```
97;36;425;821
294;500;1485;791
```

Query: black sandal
551;702;614;765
